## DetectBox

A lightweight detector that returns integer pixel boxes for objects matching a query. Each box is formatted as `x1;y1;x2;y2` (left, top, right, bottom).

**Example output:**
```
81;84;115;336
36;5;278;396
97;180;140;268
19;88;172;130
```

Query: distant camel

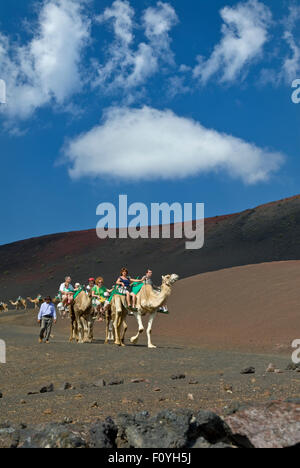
10;297;27;310
0;302;8;313
27;295;43;310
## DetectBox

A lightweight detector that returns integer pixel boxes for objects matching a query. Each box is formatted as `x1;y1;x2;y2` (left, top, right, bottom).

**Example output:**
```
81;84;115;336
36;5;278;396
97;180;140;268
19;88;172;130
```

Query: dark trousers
40;317;53;342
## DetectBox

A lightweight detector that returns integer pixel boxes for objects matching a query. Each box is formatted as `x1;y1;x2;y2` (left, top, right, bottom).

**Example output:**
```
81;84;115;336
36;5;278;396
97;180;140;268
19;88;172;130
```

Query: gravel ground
0;311;299;427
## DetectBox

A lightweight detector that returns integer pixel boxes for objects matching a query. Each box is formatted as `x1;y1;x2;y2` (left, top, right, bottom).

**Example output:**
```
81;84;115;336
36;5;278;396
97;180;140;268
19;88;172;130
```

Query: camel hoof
148;345;157;349
130;337;138;344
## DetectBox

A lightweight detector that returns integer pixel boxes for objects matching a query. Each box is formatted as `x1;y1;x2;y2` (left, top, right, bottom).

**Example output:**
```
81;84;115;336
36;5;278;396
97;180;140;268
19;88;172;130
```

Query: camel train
2;273;179;348
70;274;179;348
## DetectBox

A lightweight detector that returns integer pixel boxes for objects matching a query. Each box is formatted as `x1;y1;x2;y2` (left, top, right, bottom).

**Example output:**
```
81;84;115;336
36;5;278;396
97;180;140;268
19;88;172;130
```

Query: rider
92;277;113;321
85;278;95;293
59;276;75;315
116;268;145;311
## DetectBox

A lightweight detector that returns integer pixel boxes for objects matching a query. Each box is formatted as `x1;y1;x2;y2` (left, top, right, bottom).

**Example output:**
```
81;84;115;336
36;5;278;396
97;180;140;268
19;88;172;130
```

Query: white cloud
282;5;300;83
0;0;91;120
94;1;178;94
194;0;272;84
64;106;284;185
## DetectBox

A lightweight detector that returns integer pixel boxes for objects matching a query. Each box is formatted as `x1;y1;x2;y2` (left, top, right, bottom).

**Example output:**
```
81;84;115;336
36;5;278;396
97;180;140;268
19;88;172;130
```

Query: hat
89;278;95;282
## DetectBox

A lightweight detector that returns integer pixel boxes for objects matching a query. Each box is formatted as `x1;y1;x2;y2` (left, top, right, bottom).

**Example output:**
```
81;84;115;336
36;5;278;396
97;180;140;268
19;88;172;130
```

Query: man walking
38;296;57;344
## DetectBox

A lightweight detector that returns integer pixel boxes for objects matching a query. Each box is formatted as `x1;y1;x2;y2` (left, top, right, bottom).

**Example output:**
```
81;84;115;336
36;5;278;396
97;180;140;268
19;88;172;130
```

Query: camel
69;291;95;344
9;297;27;310
130;274;179;349
27;295;43;310
0;303;8;313
106;295;128;347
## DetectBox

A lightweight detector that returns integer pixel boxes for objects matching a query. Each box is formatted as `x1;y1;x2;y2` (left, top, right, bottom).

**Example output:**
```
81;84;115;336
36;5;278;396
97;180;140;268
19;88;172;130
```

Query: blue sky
0;0;300;245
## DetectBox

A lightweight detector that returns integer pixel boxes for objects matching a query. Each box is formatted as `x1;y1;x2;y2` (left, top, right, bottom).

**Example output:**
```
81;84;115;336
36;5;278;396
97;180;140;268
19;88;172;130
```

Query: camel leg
82;318;90;343
105;314;110;344
108;320;115;342
113;314;121;346
130;312;144;345
121;320;128;346
77;318;84;343
147;312;157;349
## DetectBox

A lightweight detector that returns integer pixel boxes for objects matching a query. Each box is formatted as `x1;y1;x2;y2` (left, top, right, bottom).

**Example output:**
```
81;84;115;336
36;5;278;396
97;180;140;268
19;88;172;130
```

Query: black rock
240;367;255;375
61;382;72;391
20;424;87;449
40;384;54;394
88;420;118;448
191;410;232;445
0;392;3;398
116;409;193;448
109;380;124;386
171;374;186;380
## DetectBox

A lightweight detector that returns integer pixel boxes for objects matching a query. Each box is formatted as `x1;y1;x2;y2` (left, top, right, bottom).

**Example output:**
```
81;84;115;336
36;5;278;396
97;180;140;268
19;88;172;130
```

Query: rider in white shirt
59;276;75;312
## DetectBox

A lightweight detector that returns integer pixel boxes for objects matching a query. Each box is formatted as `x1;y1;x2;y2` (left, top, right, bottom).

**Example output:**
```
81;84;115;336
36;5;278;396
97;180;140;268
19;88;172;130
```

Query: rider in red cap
86;278;95;293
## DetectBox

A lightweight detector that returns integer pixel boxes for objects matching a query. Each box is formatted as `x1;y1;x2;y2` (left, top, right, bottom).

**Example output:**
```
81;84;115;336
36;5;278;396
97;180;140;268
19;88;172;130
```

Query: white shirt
59;282;74;293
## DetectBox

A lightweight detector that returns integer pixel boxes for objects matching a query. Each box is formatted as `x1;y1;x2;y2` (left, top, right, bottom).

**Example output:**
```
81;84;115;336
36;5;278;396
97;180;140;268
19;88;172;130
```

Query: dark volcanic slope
1;195;300;300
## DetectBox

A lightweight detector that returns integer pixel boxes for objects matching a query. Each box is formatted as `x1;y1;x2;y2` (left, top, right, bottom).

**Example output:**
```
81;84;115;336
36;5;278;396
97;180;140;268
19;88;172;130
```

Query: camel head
162;274;179;287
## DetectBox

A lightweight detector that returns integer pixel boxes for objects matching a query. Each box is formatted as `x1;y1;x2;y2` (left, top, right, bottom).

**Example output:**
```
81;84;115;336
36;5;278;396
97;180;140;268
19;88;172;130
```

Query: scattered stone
43;409;52;415
93;379;106;388
266;363;276;373
40;384;54;394
189;379;199;385
91;402;99;409
131;378;146;384
0;392;3;399
241;367;255;375
20;400;26;405
61;382;72;391
286;363;297;371
223;384;233;394
171;374;186;380
74;394;83;400
136;399;144;405
154;388;161;392
108;380;124;386
188;394;194;401
63;418;73;425
274;369;284;374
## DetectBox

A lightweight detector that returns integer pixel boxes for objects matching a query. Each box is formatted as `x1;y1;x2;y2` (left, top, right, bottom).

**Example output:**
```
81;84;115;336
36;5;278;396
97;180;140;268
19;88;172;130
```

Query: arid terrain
0;262;299;428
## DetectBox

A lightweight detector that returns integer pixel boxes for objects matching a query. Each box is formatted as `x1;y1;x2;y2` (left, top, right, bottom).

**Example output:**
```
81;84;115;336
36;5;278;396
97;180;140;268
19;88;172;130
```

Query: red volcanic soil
2;194;300;301
159;261;300;353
